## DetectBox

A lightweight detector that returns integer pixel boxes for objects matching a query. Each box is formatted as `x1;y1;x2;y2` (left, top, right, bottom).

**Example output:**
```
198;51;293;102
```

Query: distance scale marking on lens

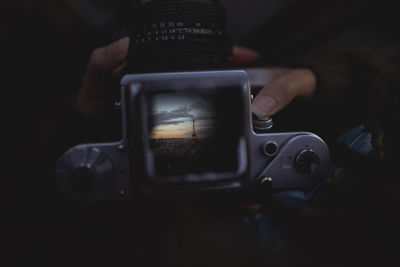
150;22;185;29
133;26;220;44
133;19;222;41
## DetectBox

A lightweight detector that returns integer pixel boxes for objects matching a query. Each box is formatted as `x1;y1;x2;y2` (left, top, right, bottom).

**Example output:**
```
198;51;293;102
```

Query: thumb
252;69;316;117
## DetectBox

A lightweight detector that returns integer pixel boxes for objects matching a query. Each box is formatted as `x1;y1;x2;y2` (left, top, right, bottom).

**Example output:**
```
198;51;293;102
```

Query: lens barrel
126;0;232;73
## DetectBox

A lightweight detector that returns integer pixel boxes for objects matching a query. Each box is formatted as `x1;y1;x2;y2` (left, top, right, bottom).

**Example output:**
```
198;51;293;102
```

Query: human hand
76;37;130;119
77;42;316;119
231;46;317;118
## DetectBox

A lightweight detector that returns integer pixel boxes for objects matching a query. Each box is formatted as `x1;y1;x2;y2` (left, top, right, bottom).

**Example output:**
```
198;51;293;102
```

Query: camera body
56;70;330;202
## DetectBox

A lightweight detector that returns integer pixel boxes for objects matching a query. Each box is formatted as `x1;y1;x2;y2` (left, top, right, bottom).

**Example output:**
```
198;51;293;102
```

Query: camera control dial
294;149;320;174
56;146;116;202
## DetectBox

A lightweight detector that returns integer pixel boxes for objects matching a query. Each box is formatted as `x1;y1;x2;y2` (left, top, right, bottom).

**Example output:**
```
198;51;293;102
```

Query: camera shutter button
252;114;273;132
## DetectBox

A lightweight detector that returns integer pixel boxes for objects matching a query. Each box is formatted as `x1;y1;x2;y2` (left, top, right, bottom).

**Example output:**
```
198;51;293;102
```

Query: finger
230;45;260;65
87;37;130;75
252;69;316;117
244;67;288;88
252;75;295;117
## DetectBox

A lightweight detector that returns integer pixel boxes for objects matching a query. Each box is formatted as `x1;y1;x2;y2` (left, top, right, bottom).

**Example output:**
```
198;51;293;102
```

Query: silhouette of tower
191;120;197;142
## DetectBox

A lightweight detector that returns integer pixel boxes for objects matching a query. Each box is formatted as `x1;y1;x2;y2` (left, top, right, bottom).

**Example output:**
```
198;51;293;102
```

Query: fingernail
251;104;265;118
108;37;129;57
254;95;277;116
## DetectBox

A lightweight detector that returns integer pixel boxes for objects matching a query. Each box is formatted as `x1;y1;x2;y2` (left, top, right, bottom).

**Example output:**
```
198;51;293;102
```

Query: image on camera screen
147;89;242;178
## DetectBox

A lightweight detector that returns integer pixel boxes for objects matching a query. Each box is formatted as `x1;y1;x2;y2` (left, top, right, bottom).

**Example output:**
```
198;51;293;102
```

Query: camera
56;0;330;202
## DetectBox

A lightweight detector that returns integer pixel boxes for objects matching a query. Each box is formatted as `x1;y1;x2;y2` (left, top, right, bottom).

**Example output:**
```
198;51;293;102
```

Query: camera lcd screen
146;87;244;178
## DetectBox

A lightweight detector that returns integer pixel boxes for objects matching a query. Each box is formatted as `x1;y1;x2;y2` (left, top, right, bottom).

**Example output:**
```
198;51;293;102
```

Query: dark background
2;0;400;266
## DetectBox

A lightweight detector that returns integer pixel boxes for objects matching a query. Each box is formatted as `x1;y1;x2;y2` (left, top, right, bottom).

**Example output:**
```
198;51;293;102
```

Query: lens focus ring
127;0;232;72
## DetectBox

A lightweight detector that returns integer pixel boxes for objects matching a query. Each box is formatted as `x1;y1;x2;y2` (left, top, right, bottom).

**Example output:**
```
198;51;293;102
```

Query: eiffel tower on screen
191;120;197;142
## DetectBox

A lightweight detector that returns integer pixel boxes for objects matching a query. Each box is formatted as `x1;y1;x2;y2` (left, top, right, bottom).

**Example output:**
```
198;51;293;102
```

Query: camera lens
126;0;232;73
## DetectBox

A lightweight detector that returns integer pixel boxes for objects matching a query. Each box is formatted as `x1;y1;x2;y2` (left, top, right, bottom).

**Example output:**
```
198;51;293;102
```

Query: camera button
263;141;278;157
295;149;320;174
